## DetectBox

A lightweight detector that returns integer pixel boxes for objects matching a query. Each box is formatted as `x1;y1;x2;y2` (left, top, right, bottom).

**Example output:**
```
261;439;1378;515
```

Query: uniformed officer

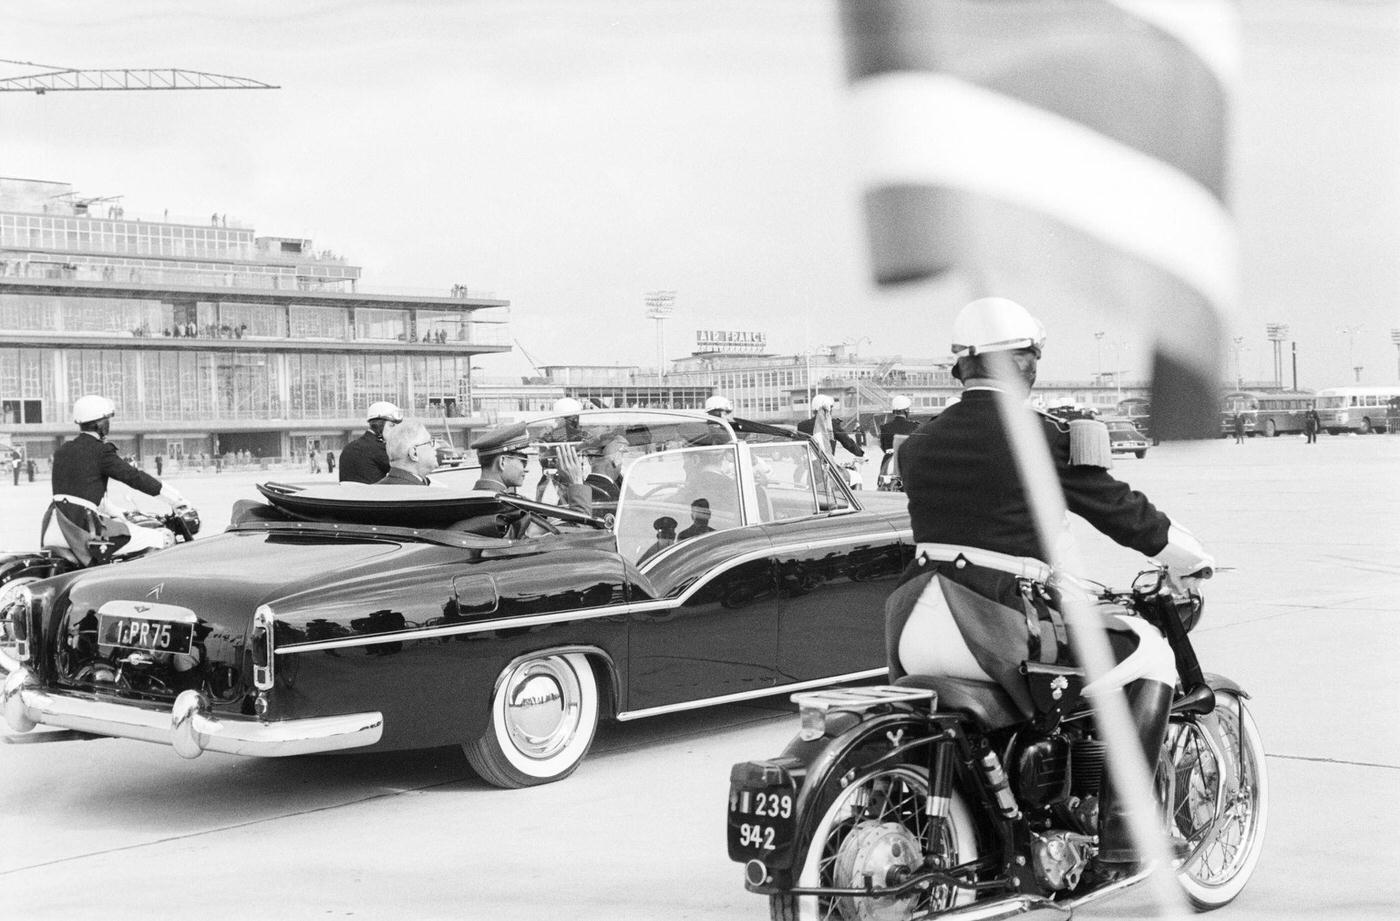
879;395;919;452
704;394;734;419
49;395;191;550
797;394;864;459
339;402;402;484
890;297;1214;869
472;421;592;516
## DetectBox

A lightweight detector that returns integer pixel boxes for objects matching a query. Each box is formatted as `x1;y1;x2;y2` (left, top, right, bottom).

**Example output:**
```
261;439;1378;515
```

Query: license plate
96;601;196;655
727;782;798;863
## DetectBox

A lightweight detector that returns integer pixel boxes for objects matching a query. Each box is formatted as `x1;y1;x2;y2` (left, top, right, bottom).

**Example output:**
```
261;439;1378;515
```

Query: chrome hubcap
503;658;580;760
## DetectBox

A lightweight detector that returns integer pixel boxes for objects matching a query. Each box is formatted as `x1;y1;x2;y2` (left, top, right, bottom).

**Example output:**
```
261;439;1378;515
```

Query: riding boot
1097;678;1173;865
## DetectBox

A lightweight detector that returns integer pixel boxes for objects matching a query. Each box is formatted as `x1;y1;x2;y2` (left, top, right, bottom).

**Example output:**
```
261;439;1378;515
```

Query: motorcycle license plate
96;601;196;655
727;782;798;863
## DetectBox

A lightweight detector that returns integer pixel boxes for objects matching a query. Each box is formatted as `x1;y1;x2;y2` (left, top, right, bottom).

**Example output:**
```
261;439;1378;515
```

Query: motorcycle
726;568;1267;920
876;451;903;492
0;501;201;611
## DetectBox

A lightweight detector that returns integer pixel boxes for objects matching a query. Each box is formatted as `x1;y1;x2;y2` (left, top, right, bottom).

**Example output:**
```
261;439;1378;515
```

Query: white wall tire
1170;694;1269;910
464;652;599;788
771;764;979;921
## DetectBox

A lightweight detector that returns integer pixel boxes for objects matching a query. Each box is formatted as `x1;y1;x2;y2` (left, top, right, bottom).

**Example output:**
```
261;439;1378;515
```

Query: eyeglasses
504;453;529;464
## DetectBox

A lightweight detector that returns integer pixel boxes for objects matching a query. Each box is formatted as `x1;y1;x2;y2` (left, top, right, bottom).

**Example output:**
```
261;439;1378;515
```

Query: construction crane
0;57;278;94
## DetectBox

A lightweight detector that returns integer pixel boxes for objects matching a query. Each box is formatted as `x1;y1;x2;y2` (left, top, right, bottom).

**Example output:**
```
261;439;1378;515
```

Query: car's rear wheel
1359;417;1373;434
464;652;599;788
1264;419;1277;437
1135;450;1146;459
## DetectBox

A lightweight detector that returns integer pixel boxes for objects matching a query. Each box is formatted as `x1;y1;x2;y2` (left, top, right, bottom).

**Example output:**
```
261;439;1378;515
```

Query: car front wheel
464;652;600;788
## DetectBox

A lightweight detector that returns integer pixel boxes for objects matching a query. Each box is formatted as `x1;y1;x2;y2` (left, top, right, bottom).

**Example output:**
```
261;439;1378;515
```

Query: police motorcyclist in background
889;297;1214;870
798;394;864;460
877;394;919;490
704;394;734;419
339;401;402;484
49;395;191;554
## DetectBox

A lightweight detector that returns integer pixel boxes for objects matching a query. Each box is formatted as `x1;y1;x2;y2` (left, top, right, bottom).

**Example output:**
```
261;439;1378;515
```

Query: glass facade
1;213;256;260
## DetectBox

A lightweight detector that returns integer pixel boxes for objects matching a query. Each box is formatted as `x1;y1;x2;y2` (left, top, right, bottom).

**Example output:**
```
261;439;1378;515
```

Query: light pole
1231;337;1247;390
1265;323;1288;389
644;290;676;380
1338;325;1363;383
1391;328;1400;381
1094;331;1105;384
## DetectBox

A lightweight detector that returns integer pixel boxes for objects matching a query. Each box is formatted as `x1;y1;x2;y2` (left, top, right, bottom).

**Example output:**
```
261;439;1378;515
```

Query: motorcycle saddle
894;673;1023;731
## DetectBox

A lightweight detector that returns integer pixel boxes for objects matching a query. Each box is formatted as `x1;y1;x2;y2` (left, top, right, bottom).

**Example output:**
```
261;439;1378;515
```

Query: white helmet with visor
951;297;1046;357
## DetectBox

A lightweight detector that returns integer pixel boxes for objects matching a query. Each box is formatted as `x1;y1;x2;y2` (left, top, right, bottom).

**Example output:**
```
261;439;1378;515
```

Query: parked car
1103;418;1151;458
432;438;467;467
1;410;909;787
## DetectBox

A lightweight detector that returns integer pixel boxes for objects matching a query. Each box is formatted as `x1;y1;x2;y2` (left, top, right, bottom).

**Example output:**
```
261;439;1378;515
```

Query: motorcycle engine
1030;830;1093;891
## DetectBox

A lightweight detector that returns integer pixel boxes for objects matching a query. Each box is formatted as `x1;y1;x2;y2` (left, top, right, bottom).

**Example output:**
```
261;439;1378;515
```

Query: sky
3;0;1398;389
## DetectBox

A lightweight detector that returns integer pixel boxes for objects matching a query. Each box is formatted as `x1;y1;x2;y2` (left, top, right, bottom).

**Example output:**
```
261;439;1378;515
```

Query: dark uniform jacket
375;467;431;486
878;413;919;452
339;431;390;484
898;388;1171;562
585;473;620;504
889;387;1168;699
52;433;163;508
797;416;864;457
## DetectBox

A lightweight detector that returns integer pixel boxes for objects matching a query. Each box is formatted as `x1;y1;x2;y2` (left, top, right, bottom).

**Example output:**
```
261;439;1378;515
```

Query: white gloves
1154;523;1215;583
159;485;188;509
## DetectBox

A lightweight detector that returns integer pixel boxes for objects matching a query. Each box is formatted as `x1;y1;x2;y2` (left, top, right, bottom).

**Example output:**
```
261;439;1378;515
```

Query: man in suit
374;419;436;486
579;431;627;509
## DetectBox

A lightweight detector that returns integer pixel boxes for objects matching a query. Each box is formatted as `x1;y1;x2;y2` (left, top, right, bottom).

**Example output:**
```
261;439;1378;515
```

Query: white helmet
811;394;836;412
366;401;403;424
704;395;733;413
552;397;584;415
890;395;912;412
950;297;1046;357
73;394;116;425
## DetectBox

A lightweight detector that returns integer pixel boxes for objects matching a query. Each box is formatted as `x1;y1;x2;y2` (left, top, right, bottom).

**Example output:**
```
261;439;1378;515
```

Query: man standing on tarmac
339;402;402;484
889;297;1215;870
49;395;190;552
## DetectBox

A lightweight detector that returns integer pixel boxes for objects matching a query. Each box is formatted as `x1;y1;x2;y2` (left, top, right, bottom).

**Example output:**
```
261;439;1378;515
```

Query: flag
840;0;1237;439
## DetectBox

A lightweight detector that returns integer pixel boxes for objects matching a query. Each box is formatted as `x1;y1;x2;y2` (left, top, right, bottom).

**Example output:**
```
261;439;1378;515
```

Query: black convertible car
1;410;911;787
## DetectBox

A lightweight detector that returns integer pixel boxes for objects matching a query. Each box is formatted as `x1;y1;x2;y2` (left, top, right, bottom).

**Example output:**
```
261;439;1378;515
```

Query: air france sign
695;329;768;353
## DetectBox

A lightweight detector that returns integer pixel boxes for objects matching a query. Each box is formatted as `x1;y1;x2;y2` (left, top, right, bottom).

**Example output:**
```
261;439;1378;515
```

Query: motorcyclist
797;394;864;460
339;401;402;484
877;395;919;489
704;394;734;419
48;395;191;557
889;297;1214;869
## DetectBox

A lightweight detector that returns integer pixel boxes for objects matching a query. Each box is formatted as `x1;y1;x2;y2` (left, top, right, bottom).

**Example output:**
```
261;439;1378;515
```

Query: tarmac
1;434;1397;920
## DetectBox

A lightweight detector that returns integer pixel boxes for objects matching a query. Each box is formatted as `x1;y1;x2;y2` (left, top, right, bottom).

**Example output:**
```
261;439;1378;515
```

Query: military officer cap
472;422;531;461
580;430;627;457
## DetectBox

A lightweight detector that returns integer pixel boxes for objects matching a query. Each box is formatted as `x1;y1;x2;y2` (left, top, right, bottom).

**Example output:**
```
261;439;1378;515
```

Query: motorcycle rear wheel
1166;692;1268;910
771;764;978;921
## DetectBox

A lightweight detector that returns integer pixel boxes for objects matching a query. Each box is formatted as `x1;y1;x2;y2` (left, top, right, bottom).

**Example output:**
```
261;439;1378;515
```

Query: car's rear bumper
2;665;382;758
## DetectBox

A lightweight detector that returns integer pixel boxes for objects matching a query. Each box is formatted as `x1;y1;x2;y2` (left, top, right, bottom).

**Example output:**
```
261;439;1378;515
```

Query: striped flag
841;0;1237;439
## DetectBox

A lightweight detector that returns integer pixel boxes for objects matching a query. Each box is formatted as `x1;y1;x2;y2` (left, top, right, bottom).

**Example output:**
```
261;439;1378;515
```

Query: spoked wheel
463;652;599;788
1165;692;1268;910
772;765;978;921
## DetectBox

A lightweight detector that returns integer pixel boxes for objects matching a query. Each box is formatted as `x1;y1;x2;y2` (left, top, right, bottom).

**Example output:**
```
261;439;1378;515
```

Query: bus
1313;386;1400;434
1219;390;1316;437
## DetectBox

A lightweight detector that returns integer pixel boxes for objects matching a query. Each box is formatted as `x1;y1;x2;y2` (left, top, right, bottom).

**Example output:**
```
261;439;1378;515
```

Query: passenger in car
375;419;436;486
638;516;678;564
580;431;627;510
678;498;714;540
472;422;592;514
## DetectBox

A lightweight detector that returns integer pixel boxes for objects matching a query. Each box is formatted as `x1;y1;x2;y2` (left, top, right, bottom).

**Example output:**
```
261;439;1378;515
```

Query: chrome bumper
2;666;383;758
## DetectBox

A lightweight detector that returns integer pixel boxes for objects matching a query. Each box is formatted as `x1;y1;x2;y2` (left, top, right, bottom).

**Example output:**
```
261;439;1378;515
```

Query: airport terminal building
0;177;509;464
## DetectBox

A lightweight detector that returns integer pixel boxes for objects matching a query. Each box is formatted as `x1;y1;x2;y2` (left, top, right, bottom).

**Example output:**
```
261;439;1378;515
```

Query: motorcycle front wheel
1165;691;1269;910
772;763;979;921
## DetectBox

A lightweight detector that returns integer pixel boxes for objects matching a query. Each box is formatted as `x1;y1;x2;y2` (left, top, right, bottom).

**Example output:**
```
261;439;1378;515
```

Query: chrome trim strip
3;666;382;757
279;530;909;654
614;668;888;721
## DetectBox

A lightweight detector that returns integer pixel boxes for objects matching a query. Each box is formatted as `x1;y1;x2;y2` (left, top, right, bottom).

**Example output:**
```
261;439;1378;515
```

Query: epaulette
1034;407;1072;434
1067;418;1113;468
